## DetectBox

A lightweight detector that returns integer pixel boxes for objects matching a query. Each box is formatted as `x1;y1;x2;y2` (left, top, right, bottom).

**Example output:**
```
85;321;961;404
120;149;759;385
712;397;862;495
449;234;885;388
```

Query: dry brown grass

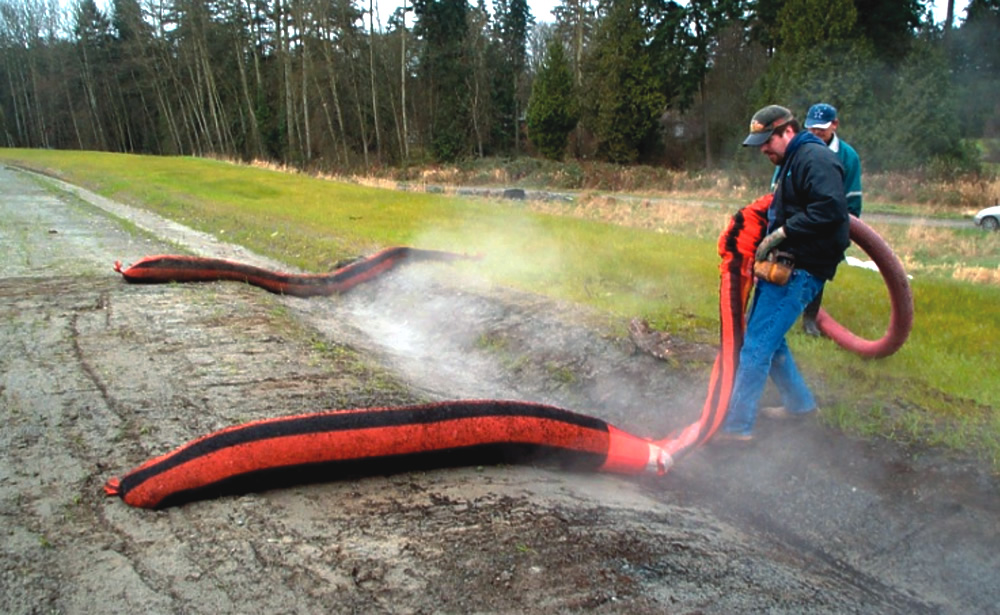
347;175;402;190
245;157;301;175
858;223;1000;286
234;154;1000;214
865;172;1000;212
954;176;1000;213
952;266;1000;284
901;260;1000;284
417;165;462;183
529;193;732;240
901;225;981;259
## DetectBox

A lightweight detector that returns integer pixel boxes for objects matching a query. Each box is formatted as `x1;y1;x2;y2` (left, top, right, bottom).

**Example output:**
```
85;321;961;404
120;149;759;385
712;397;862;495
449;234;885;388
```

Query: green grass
3;148;999;469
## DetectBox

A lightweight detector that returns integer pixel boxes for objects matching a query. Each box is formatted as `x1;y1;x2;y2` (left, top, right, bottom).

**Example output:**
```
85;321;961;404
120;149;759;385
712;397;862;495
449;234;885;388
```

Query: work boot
760;406;819;420
712;431;754;443
802;316;822;337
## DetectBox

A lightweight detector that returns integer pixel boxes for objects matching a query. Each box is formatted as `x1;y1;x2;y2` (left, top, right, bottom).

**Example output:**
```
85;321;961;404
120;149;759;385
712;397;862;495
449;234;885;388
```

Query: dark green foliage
490;57;518;153
109;0;159;153
110;0;148;42
853;0;924;64
415;0;472;161
753;0;975;174
951;0;1000;139
864;41;978;176
754;40;878;123
490;0;532;154
774;0;859;54
526;39;577;160
431;113;466;162
584;0;665;164
648;1;694;108
696;24;769;164
752;0;858;106
0;0;989;175
666;0;747;167
748;0;783;53
74;0;112;45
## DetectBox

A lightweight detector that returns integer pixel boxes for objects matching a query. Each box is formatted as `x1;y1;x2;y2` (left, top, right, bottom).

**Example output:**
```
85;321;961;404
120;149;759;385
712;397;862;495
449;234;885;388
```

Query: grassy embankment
2;148;998;469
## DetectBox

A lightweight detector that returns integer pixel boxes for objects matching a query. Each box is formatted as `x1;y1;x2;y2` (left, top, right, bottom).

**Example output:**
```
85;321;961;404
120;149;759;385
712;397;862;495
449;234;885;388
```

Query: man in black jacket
717;105;851;441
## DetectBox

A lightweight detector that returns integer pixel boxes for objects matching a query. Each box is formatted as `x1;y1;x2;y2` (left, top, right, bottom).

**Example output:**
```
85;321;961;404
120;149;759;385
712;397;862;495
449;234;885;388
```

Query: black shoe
802;317;822;337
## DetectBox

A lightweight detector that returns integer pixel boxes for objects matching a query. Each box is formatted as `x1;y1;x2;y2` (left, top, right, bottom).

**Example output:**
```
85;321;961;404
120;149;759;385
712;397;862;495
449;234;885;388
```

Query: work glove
755;226;787;262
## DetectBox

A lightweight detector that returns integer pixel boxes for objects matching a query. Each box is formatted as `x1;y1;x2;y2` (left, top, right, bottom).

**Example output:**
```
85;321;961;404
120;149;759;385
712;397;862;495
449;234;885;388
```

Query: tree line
1;0;997;175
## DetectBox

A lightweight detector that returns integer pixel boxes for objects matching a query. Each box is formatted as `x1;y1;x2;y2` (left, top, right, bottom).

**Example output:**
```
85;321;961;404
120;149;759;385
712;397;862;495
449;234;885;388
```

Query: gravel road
2;164;998;614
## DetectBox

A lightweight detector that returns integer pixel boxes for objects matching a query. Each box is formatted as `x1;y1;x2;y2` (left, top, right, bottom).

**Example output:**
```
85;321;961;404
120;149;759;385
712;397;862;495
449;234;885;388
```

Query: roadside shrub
927;141;985;182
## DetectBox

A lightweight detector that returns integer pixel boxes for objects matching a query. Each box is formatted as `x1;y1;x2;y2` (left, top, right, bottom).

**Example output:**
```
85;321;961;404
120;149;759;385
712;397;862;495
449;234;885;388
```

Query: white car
974;204;1000;231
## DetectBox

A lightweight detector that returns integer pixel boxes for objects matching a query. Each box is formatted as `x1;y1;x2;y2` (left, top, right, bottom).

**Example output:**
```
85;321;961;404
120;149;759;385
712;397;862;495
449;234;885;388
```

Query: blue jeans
721;270;824;436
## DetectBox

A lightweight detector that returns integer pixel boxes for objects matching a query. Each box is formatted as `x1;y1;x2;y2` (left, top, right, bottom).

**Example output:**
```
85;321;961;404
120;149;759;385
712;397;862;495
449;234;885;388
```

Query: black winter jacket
771;132;851;281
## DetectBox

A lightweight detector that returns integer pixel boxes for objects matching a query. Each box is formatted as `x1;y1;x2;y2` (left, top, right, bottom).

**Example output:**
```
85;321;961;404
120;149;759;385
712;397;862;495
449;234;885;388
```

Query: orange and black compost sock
113;246;478;297
103;400;665;509
105;202;912;508
655;193;771;457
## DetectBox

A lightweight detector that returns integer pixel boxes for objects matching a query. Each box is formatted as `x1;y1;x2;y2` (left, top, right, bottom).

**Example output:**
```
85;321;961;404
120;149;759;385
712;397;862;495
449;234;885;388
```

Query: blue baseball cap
804;103;837;129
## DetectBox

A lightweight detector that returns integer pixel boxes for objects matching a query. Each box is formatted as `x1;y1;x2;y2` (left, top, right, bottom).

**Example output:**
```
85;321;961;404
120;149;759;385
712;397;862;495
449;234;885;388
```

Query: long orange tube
104;401;670;509
114;247;479;297
105;205;912;509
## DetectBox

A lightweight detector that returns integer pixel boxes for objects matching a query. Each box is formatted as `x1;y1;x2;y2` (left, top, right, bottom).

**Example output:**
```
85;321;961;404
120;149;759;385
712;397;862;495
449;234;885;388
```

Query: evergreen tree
647;0;691;108
414;0;471;161
526;38;577;159
696;23;768;165
867;40;973;175
110;0;147;42
74;0;112;47
776;0;858;54
73;0;114;150
467;0;495;156
951;0;1000;140
676;0;745;167
110;0;158;153
585;0;665;163
757;0;970;173
753;0;876;134
492;0;532;153
748;0;783;55
552;0;596;88
853;0;924;64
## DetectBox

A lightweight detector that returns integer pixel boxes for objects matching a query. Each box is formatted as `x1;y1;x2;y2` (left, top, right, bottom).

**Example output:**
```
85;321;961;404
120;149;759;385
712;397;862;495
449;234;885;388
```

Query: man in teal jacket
805;103;862;215
801;103;862;336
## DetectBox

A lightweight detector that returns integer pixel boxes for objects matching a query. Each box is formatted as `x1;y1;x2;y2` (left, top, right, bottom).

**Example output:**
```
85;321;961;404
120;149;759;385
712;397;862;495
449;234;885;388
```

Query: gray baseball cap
743;105;794;147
